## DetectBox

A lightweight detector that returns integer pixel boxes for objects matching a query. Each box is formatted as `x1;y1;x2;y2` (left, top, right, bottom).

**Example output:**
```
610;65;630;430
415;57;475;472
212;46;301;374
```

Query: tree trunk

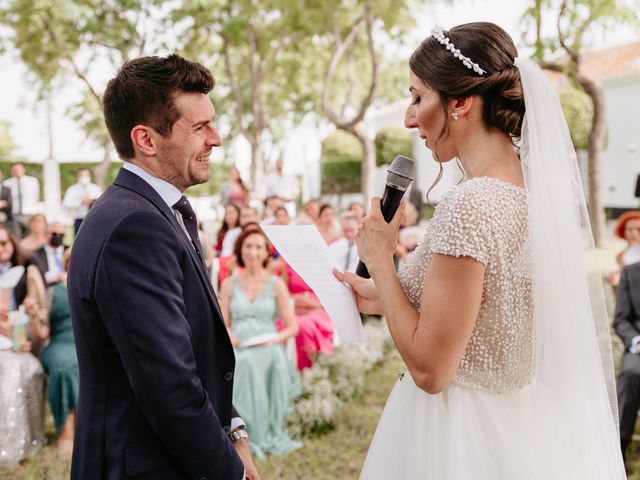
353;126;375;202
578;74;606;247
250;139;265;193
93;139;113;189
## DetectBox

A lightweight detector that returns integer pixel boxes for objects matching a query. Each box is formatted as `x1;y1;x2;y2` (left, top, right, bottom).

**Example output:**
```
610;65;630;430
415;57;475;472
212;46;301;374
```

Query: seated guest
296;198;320;225
220;206;259;257
272;206;291;226
330;214;359;272
277;263;334;370
347;201;366;223
219;225;300;459
214;202;240;255
614;261;640;461
18;214;47;257
261;195;284;225
0;226;45;465
27;250;78;460
316;204;341;244
607;211;640;290
28;221;68;286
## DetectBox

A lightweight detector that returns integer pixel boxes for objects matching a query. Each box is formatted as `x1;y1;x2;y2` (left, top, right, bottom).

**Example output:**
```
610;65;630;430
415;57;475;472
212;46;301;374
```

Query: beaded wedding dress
360;173;625;478
361;177;541;479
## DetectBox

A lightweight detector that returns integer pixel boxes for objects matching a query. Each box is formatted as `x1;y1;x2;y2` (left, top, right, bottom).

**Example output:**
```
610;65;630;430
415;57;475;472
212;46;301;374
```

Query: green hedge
321;131;363;195
375;127;412;167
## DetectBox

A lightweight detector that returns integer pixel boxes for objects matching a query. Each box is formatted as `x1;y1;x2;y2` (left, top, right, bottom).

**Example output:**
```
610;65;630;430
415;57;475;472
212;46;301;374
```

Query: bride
335;22;625;479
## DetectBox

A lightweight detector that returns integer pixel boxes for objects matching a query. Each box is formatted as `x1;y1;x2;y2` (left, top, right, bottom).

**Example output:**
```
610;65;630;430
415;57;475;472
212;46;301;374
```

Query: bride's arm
368;253;483;394
343;197;484;394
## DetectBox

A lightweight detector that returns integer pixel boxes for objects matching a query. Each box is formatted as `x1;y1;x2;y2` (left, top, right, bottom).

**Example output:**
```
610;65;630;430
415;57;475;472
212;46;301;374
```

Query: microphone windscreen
386;155;415;191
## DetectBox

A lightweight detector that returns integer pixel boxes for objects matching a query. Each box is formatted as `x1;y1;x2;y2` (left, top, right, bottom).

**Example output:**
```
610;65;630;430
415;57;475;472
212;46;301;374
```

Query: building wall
601;74;640;209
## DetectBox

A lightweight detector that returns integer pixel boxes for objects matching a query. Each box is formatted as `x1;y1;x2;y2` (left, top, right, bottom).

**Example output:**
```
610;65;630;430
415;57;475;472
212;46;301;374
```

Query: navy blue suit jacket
68;168;244;479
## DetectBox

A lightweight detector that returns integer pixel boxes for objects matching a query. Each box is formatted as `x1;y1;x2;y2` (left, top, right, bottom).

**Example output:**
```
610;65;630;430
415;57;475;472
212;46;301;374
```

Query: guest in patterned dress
0;226;45;464
218;225;301;459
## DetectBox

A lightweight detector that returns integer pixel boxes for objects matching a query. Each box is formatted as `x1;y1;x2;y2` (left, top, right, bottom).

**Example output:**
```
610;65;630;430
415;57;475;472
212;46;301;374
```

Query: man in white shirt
329;214;360;272
260;158;299;217
3;162;40;236
62;168;103;235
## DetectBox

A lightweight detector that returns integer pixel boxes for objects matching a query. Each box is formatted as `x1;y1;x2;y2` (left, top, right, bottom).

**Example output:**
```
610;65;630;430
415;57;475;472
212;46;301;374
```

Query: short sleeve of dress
429;182;495;266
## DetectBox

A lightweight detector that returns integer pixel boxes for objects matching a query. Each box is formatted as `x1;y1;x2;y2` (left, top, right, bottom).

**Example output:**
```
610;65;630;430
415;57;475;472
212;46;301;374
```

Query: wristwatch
228;427;249;443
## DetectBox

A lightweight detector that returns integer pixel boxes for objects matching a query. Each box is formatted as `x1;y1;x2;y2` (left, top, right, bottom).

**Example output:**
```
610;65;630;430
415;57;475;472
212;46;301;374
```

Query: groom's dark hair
103;54;214;160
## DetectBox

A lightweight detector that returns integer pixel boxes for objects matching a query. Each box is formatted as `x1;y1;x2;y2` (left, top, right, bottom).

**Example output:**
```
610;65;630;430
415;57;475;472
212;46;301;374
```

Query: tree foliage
172;0;325;188
558;84;593;150
521;0;640;246
0;0;170;185
375;127;412;167
0;120;24;163
321;130;362;194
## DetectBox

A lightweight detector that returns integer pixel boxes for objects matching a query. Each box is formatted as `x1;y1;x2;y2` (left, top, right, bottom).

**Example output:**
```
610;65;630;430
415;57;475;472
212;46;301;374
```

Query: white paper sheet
262;225;363;342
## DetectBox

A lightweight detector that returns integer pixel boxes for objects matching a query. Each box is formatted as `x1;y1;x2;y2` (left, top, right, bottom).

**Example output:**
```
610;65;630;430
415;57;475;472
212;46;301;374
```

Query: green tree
522;0;640;246
559;85;594;150
0;0;169;187
0;120;24;163
375;127;413;167
319;1;414;201
172;0;323;189
321;130;362;195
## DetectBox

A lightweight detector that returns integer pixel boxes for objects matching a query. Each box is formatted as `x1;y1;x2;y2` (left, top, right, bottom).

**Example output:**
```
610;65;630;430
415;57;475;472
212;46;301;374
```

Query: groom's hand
234;438;260;480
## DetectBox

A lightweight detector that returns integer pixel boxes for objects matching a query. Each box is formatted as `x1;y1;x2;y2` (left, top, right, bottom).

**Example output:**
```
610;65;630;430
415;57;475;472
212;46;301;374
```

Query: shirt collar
122;162;183;210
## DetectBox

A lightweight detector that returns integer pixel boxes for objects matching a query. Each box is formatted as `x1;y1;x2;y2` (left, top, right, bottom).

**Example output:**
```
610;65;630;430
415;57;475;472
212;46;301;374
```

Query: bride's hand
334;268;383;315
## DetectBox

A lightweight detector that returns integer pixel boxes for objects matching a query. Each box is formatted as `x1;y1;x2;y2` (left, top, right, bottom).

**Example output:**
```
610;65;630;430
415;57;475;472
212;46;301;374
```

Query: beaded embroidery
398;177;533;393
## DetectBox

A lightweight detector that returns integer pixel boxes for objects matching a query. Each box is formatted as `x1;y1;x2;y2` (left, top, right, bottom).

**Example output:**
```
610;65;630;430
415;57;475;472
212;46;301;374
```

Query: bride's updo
410;22;524;140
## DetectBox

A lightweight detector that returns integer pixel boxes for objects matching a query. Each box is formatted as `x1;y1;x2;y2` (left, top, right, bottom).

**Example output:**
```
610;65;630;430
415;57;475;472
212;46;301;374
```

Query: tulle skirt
360;371;624;479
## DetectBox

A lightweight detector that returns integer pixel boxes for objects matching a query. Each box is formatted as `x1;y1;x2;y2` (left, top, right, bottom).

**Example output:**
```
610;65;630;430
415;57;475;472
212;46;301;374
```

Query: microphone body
356;155;415;279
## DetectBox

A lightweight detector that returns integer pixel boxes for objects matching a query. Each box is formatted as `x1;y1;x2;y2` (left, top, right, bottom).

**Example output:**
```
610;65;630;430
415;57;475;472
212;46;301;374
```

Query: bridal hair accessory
431;27;486;76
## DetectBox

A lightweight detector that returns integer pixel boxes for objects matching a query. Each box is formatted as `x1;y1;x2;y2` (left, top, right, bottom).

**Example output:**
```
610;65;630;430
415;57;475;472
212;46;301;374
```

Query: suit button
200;477;208;480
224;372;233;381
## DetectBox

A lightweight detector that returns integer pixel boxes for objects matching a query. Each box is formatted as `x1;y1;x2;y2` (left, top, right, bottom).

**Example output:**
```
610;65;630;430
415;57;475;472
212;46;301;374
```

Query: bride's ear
449;96;474;120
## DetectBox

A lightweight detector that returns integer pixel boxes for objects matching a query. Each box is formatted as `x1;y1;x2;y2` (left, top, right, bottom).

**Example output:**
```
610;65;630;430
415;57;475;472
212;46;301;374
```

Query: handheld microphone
355;155;415;279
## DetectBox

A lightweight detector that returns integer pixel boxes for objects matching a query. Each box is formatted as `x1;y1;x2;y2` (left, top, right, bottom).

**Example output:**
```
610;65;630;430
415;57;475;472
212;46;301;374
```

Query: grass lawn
0;350;404;480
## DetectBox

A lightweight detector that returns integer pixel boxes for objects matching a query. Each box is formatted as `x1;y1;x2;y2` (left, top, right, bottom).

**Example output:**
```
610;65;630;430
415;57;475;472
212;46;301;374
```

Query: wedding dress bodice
398;177;533;393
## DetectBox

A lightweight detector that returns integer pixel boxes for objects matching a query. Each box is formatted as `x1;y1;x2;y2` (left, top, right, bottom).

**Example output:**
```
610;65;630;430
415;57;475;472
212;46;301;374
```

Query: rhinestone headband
431;27;486;76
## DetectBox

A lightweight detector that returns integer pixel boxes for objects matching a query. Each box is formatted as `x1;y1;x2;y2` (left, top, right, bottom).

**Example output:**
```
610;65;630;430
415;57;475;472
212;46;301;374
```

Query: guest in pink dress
276;264;334;370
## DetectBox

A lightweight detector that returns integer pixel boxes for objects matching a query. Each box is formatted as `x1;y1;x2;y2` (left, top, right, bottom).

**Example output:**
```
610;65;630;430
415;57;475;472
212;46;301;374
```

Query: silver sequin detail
0;351;45;464
398;177;533;393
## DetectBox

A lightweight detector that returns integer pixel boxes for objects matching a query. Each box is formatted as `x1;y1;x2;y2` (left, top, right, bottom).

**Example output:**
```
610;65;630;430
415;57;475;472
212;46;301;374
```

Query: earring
452;112;460;120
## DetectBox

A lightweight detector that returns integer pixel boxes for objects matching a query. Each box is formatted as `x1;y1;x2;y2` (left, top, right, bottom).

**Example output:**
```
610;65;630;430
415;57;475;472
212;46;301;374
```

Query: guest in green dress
27;251;78;460
219;224;301;459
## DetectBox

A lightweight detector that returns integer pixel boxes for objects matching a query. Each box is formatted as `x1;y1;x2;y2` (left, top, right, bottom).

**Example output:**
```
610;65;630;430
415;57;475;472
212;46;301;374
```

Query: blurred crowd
0;158;424;466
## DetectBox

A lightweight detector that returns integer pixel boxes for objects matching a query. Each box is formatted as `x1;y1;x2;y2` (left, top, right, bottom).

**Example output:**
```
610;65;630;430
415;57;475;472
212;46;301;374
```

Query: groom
68;55;259;479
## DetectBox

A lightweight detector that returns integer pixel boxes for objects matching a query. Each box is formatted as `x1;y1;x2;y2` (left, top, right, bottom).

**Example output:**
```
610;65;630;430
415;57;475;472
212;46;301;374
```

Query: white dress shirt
329;236;359;272
44;244;65;284
260;173;299;216
220;227;241;257
3;175;40;215
62;181;103;220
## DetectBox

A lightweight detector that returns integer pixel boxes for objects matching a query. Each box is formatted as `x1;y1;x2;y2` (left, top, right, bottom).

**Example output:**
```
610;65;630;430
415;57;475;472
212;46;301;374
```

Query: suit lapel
113;169;223;319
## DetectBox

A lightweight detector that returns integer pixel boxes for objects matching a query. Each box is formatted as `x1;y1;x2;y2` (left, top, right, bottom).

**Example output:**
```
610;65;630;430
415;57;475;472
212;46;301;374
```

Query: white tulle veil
515;57;625;478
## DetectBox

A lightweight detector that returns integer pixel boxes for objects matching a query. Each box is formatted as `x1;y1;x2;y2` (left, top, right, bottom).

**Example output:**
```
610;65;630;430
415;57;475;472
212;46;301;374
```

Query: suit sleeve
614;266;640;351
96;211;244;479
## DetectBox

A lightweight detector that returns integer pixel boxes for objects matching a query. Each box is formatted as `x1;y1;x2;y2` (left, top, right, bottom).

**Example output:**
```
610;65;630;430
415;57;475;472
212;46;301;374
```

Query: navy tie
173;196;203;262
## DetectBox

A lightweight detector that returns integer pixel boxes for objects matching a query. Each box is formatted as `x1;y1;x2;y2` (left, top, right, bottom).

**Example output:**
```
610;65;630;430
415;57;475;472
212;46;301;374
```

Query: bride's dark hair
410;22;525;198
